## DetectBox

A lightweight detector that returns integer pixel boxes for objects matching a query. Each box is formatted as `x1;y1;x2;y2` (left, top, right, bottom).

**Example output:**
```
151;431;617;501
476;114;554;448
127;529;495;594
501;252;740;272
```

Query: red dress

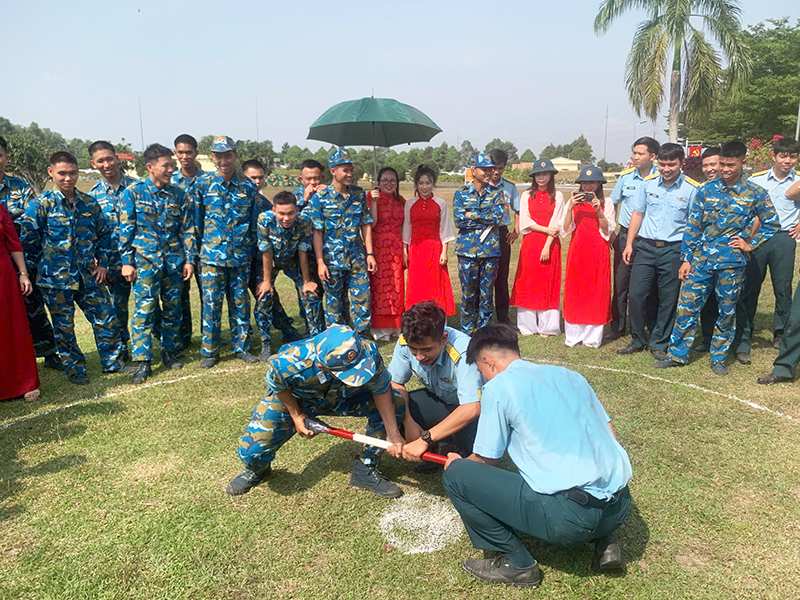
563;202;612;325
369;191;405;329
510;191;561;311
0;205;40;401
405;196;455;315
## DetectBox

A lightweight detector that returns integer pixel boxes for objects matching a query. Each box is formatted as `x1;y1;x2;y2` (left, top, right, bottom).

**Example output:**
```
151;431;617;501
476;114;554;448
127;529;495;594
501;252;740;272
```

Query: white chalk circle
378;492;465;554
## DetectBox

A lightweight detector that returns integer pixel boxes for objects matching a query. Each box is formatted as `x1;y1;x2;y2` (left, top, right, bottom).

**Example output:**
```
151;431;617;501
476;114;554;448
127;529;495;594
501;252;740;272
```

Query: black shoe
43;354;63;370
258;341;272;362
758;372;790;385
593;535;623;573
462;555;541;588
617;343;645;355
349;460;403;498
282;330;303;343
604;331;622;342
651;350;668;361
161;351;183;370
122;347;130;363
711;361;728;376
653;358;683;369
132;361;152;384
773;334;782;350
69;373;90;385
105;363;138;374
736;352;751;365
235;351;259;364
199;356;218;369
226;465;272;496
695;342;710;353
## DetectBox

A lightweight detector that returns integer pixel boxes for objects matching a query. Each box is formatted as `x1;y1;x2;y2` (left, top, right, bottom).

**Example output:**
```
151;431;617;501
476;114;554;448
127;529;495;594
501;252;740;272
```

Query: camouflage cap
328;148;353;168
211;136;237;153
529;158;558;175
472;153;497;168
315;324;377;387
575;165;607;184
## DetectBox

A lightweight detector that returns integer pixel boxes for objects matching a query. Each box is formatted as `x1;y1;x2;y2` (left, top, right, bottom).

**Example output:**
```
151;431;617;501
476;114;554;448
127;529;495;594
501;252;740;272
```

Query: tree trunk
668;42;682;143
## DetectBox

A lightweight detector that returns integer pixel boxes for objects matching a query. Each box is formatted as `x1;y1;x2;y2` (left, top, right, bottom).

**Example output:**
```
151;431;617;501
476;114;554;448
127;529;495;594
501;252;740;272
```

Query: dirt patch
124;455;182;484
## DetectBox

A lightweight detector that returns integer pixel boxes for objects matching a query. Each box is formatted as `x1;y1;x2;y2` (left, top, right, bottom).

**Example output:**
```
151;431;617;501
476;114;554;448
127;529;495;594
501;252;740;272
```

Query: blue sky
2;0;795;162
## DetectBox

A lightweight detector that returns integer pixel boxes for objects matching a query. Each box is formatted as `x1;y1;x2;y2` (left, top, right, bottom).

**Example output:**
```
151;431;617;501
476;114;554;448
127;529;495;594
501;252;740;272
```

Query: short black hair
401;301;446;345
272;190;297;207
49;151;77;166
0;136;7;154
143;143;173;164
242;159;265;173
721;141;747;159
88;140;116;157
300;159;325;172
174;134;198;150
773;137;800;155
702;147;720;159
466;323;520;365
488;149;508;166
657;143;684;162
634;136;660;155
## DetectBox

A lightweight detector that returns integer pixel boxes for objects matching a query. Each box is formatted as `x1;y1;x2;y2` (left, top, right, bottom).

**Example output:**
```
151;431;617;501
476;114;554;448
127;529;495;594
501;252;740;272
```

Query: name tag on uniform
647;192;660;198
626;186;636;191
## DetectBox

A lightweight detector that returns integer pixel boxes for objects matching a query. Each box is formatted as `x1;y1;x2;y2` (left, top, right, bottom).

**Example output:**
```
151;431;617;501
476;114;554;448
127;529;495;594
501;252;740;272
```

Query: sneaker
653;358;683;369
132;361;152;384
616;343;645;355
695;342;710;353
462;555;541;588
43;354;63;370
711;362;728;376
650;350;668;361
736;352;751;365
104;363;138;374
593;535;623;573
235;351;259;364
69;373;90;385
349;460;403;498
161;351;183;370
757;372;790;385
226;465;272;496
258;341;272;362
773;334;782;350
199;356;218;369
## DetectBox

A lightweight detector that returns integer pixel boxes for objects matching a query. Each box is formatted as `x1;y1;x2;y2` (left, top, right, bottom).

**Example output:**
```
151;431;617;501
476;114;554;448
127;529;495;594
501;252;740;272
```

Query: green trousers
772;278;800;379
407;389;477;455
443;459;631;567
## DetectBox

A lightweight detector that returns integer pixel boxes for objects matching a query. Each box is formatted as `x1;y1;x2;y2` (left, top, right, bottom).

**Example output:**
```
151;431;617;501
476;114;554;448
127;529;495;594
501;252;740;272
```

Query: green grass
3;183;800;599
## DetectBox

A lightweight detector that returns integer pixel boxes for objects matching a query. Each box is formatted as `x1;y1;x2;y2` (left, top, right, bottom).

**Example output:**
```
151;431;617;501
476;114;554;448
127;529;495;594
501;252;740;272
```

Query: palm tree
594;0;752;142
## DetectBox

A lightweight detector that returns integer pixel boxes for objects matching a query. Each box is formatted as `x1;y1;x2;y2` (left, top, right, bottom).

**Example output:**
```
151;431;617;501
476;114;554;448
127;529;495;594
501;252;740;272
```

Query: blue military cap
575;165;607;184
529;158;558;175
328;148;353;168
211;136;237;153
472;153;497;168
315;324;378;387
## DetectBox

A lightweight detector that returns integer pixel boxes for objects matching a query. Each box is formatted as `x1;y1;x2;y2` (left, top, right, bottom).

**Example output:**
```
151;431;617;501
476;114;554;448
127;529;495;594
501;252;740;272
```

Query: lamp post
634;120;647;140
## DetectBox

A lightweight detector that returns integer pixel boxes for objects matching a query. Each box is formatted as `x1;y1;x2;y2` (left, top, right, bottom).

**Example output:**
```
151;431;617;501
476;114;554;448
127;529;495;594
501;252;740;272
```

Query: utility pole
795;97;800;141
256;94;260;142
137;95;145;151
603;104;609;160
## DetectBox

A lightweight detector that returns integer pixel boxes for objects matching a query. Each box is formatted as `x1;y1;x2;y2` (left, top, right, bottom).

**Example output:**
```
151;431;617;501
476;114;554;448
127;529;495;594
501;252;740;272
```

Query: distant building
511;157;583;172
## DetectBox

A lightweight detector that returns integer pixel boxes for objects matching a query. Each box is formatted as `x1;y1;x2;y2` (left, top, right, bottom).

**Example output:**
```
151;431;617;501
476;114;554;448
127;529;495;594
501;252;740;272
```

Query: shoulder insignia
621;168;634;175
444;343;460;363
751;170;769;177
645;173;659;180
398;335;407;346
684;177;700;187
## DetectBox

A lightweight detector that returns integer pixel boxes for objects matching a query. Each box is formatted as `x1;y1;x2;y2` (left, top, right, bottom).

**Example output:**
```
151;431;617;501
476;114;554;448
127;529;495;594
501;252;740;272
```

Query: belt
619;226;629;234
565;485;628;509
638;237;681;248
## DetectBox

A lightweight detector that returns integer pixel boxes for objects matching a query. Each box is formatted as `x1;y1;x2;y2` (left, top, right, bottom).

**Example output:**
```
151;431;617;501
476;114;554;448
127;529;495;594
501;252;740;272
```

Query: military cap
575;165;607;184
529;158;558;175
210;136;237;153
328;148;353;168
315;324;377;387
472;153;497;168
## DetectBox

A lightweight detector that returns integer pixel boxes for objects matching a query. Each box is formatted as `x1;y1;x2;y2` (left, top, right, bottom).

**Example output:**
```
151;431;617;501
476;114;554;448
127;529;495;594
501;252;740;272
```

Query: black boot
226;465;272;495
132;361;152;384
593;535;623;572
161;351;183;370
259;340;272;362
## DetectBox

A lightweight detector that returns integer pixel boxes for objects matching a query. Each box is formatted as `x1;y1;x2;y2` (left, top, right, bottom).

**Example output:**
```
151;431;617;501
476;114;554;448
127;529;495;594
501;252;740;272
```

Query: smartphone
583;191;595;202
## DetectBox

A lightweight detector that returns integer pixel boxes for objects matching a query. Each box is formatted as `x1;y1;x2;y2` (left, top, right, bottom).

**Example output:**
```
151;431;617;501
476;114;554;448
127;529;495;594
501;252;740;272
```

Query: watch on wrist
420;430;433;446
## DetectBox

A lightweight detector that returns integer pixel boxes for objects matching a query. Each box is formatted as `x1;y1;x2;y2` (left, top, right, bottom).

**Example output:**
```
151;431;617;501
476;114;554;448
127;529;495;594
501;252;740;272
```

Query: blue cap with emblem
315;324;378;387
575;165;607;184
211;136;237;153
529;158;558;175
472;153;497;168
328;148;353;168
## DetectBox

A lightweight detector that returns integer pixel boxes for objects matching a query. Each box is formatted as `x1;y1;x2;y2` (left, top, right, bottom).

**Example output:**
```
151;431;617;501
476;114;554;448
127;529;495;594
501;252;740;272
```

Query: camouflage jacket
0;174;35;235
308;184;372;270
453;182;505;258
89;174;137;270
257;211;313;269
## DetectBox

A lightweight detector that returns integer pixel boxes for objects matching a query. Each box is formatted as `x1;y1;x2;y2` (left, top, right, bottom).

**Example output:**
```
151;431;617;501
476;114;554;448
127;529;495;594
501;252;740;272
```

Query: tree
458;140;477;169
598;159;624;172
539;135;595;163
235;140;276;175
5;128;53;193
198;135;214;155
594;0;753;142
519;149;536;162
483;138;519;163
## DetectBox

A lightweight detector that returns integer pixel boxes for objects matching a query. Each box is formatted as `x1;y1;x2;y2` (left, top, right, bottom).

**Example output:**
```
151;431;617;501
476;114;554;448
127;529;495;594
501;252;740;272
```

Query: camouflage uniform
237;325;405;472
667;177;780;365
20;190;123;379
194;171;258;357
309;184;373;334
292;186;324;332
89;174;137;348
0;174;57;358
119;178;196;361
453;181;506;335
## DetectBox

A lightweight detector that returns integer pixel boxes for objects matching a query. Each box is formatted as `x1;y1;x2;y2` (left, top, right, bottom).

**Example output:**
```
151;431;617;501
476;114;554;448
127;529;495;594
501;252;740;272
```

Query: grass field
2;182;800;599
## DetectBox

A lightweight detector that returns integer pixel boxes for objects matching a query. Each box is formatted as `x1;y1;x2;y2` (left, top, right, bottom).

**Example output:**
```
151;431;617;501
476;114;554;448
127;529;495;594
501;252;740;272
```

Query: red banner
116;153;134;161
688;146;702;158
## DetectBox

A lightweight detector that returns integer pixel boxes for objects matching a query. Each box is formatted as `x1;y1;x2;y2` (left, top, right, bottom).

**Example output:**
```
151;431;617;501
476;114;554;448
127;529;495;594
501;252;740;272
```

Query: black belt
565;485;628;509
619;226;629;234
638;237;681;248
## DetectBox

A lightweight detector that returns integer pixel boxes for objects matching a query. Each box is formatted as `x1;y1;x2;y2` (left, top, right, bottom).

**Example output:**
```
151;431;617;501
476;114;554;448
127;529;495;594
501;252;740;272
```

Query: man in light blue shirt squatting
118;144;196;385
732;137;800;362
193;136;261;368
617;143;698;359
388;301;483;471
228;324;406;498
608;137;660;340
309;149;377;335
488;149;521;326
89;140;137;360
454;154;506;335
442;324;632;589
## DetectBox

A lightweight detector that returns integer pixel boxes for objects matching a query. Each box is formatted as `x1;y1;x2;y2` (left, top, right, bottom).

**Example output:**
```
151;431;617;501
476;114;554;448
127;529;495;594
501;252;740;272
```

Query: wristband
367;253;374;256
19;272;29;277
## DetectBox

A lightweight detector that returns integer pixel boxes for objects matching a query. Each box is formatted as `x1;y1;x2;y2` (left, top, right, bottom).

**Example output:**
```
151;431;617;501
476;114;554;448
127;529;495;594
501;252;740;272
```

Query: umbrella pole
372;121;378;184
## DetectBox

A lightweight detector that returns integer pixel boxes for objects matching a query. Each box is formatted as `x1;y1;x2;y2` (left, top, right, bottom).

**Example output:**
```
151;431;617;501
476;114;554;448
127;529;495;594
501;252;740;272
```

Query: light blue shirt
630;172;698;242
610;165;659;228
749;168;800;233
497;177;521;227
388;326;482;406
473;360;632;499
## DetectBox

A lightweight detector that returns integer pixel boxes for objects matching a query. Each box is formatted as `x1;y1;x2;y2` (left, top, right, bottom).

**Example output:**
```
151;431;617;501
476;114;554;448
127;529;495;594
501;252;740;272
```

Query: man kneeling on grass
442;324;633;589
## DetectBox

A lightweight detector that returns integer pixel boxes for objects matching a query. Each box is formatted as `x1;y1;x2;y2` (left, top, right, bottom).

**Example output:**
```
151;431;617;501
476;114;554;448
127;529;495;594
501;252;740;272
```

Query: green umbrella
307;96;442;180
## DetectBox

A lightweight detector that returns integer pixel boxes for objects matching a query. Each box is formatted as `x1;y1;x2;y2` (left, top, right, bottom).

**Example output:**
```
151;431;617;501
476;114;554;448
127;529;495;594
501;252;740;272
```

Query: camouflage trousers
323;262;370;334
667;265;745;365
106;269;131;346
21;269;57;357
237;388;405;473
131;261;184;361
252;261;323;346
40;281;123;379
201;263;250;357
457;256;499;335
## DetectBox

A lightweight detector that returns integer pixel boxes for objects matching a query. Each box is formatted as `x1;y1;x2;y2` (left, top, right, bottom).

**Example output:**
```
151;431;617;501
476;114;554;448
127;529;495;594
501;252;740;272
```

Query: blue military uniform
309;149;373;334
20;189;124;380
495;177;521;324
292;185;324;331
89;174;137;351
0;174;57;358
292;186;314;214
388;326;483;453
665;176;780;367
454;155;506;335
118;177;196;362
254;210;322;351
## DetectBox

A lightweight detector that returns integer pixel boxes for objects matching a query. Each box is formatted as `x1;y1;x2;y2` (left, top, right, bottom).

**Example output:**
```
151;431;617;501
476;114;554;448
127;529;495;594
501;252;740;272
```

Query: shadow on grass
0;400;125;522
